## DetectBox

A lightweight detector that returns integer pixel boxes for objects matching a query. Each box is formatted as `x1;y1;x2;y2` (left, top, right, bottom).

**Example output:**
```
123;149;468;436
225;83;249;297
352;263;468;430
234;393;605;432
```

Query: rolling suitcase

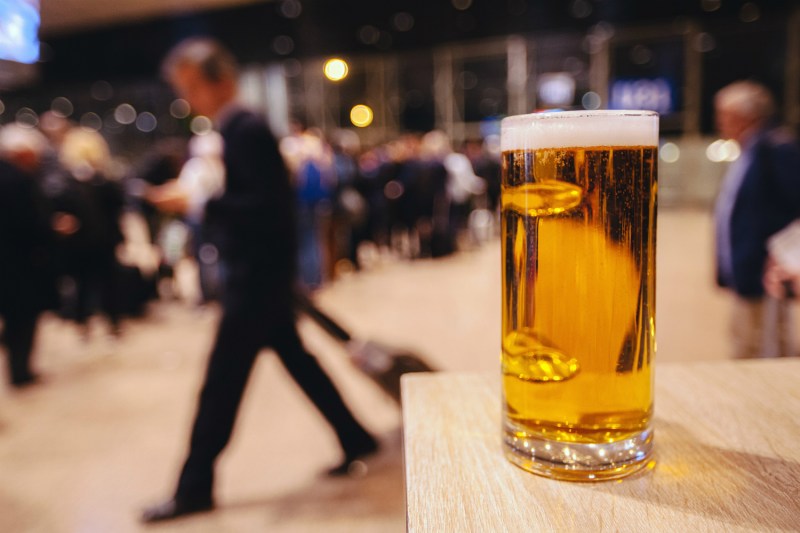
295;293;435;403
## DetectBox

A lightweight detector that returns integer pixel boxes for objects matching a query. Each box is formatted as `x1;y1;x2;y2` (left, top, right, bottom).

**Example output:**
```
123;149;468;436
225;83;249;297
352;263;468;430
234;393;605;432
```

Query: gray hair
161;37;239;83
0;124;49;158
714;80;776;122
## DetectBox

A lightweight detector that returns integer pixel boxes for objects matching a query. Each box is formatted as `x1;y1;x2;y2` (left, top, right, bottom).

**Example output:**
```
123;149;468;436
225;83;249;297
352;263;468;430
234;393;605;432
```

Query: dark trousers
175;297;372;499
1;311;38;384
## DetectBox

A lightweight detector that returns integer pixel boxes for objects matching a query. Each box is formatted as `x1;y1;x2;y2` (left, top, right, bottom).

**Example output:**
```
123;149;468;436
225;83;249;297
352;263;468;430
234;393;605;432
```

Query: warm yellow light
324;58;349;81
350;104;374;128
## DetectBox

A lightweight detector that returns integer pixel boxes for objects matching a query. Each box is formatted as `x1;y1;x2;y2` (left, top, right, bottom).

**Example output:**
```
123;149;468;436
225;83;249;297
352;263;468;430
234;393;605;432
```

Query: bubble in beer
502;182;583;217
502;329;580;382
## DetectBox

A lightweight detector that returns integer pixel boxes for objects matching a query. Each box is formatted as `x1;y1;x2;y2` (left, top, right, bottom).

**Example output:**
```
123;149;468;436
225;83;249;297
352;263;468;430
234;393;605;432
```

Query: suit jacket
0;160;57;315
204;107;297;311
717;126;800;297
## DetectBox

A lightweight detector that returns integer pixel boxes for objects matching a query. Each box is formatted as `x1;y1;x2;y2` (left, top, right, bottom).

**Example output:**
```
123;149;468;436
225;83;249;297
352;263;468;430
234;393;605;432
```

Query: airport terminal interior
1;0;799;531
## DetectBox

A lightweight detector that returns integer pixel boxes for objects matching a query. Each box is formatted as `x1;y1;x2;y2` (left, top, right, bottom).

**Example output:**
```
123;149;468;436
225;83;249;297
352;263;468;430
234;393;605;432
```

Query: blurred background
1;1;799;531
5;0;799;203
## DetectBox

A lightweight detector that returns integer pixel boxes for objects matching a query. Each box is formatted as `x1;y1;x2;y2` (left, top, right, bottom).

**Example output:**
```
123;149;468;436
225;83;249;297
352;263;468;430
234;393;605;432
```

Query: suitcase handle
295;293;352;342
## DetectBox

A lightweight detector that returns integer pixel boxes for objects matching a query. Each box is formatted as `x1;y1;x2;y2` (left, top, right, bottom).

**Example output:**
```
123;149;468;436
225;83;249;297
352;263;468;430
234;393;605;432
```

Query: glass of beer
500;110;658;481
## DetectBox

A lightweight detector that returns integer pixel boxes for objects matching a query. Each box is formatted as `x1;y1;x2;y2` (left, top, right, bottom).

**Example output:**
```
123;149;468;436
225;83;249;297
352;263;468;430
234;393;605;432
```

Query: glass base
503;423;653;481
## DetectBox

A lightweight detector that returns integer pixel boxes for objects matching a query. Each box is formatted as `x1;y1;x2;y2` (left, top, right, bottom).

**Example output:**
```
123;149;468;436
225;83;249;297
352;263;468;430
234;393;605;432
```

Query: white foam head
501;110;659;152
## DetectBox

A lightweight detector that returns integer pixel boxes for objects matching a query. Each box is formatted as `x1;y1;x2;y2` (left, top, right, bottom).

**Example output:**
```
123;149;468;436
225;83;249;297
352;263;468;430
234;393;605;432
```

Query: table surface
401;359;800;533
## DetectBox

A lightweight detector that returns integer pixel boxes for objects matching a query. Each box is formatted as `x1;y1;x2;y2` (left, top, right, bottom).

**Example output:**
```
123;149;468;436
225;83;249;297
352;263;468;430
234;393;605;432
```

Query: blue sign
0;0;40;64
610;78;674;114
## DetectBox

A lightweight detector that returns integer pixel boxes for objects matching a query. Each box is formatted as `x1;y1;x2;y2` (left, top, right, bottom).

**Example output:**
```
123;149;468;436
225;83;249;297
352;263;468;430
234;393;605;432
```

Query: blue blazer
718;126;800;297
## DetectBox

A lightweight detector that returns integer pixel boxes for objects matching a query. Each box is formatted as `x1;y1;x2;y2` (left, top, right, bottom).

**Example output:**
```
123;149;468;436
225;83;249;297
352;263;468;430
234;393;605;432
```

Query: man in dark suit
142;38;376;523
0;127;57;387
713;80;800;359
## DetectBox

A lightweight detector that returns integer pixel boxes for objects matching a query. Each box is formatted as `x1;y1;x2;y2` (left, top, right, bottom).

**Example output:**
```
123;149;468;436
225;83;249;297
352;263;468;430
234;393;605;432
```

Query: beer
500;111;658;481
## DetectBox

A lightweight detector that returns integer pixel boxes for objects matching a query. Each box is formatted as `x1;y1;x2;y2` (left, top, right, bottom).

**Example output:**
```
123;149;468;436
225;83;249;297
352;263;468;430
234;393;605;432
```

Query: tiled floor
0;208;760;532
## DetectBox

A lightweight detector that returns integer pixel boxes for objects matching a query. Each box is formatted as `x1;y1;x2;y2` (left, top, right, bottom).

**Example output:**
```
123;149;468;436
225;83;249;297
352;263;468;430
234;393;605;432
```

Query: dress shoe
327;437;379;477
141;496;214;523
10;373;40;389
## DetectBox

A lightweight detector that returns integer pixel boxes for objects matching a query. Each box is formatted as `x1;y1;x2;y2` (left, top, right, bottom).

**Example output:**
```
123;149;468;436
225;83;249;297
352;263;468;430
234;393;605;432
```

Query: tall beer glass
501;110;658;481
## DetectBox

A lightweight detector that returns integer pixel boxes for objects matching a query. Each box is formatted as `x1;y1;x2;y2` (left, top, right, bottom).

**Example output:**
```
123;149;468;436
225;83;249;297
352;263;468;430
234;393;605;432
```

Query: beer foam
501;110;658;151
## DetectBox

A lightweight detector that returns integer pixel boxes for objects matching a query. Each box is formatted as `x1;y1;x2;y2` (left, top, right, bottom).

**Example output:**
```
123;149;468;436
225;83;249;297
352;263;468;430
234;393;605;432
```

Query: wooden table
402;359;800;532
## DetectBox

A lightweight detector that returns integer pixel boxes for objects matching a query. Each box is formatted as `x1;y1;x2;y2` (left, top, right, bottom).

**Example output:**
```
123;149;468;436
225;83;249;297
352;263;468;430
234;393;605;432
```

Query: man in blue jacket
714;80;800;359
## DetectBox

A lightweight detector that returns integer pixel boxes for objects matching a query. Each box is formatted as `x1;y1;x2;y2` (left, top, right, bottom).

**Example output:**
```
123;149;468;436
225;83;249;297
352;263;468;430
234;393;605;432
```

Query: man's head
162;38;239;119
714;80;775;143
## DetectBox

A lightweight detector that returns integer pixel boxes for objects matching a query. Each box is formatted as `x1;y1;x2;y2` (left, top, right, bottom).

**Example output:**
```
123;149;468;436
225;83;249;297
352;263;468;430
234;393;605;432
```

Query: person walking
142;37;377;523
0;126;57;387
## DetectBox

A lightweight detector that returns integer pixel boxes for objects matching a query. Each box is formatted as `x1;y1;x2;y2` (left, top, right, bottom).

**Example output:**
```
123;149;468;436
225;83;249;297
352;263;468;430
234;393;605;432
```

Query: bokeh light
136;112;158;133
279;0;302;19
350;104;374;128
15;108;38;128
273;35;294;56
706;139;741;162
739;2;761;22
91;80;113;101
358;25;380;45
114;104;137;125
190;116;213;135
660;142;680;163
51;97;74;118
391;12;414;32
324;58;349;81
80;112;102;131
169;99;191;119
283;58;302;77
581;91;601;110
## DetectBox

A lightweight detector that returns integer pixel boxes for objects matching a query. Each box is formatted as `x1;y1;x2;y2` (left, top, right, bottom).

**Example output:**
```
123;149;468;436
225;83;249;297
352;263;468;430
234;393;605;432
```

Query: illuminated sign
0;0;40;64
610;77;674;114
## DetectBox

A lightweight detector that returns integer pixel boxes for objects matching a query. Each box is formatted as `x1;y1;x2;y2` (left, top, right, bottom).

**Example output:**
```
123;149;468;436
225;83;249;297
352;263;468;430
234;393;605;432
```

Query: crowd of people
0;113;150;387
279;124;501;288
0;83;503;391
